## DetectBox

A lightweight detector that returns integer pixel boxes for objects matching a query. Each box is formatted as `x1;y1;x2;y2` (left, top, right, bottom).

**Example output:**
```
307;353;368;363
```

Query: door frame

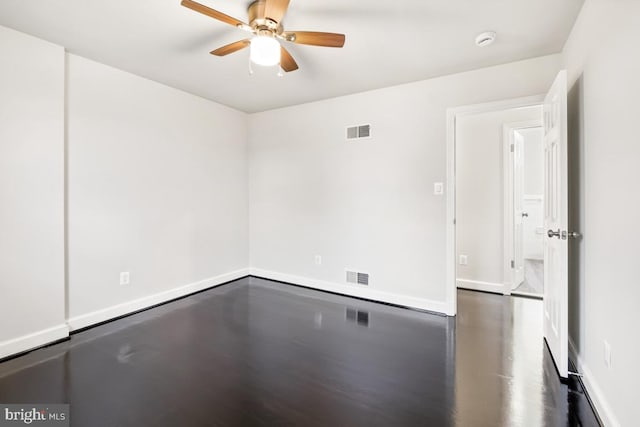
445;95;544;316
502;120;543;295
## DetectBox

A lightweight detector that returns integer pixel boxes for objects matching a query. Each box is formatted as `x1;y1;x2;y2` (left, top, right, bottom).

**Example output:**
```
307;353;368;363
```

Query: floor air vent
346;270;369;286
346;124;371;140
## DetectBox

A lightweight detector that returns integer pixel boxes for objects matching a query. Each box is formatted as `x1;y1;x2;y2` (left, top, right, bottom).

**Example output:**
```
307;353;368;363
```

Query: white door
543;70;569;378
513;132;525;287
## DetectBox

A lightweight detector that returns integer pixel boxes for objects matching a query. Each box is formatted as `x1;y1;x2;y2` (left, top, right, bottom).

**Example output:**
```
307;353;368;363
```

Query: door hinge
510;144;514;153
510;260;515;269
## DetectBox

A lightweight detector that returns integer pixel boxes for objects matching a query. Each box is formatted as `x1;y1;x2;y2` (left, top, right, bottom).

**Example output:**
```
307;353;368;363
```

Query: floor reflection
454;290;598;426
0;279;598;426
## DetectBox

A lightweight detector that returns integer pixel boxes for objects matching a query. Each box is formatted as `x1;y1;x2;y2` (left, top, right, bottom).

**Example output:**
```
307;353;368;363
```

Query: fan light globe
250;36;280;66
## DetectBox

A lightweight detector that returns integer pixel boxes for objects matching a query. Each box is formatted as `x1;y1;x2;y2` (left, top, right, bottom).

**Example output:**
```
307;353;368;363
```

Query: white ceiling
0;0;584;113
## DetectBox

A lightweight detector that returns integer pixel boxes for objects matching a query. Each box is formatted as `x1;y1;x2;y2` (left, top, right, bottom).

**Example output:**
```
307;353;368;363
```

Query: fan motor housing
248;0;284;34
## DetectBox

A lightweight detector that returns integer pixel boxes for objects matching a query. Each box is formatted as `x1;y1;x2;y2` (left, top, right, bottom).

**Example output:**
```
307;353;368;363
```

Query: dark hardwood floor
0;277;599;426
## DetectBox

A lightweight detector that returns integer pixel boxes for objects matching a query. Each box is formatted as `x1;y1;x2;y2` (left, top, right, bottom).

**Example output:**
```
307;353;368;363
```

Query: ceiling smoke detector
475;31;496;47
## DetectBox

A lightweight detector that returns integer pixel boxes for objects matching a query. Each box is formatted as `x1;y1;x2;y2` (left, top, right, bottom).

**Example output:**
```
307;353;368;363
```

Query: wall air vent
357;272;369;286
346;271;358;284
346;270;369;286
346;124;371;140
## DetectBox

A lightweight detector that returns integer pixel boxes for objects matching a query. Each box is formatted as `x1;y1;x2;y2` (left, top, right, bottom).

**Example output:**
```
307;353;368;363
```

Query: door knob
547;229;561;238
522;212;529;218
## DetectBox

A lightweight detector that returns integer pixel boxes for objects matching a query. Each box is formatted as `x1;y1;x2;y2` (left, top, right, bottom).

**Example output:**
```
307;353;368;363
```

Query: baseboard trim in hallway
249;275;447;317
250;268;448;315
66;268;251;332
456;278;504;294
0;324;69;361
1;268;447;361
63;271;449;340
569;338;619;427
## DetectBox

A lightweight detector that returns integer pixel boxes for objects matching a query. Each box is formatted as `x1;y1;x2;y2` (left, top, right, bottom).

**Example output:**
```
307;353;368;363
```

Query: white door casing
543;70;569;379
503;119;542;295
513;132;525;287
447;95;545;315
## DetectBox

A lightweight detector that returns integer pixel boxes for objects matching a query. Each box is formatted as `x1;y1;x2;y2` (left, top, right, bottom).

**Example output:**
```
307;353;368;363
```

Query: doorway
445;95;545;316
505;123;545;298
446;70;571;379
451;100;543;298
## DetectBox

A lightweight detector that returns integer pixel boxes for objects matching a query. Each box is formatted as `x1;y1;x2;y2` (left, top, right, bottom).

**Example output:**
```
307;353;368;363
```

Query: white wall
0;25;251;353
66;54;249;328
521;127;545;195
520;127;544;260
248;55;560;312
563;1;640;426
455;107;542;288
0;26;67;358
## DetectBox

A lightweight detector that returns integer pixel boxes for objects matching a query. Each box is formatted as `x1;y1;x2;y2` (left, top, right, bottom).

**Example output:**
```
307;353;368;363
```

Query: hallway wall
563;1;640;425
248;56;560;313
0;25;250;357
66;54;249;329
455;106;542;292
0;26;67;358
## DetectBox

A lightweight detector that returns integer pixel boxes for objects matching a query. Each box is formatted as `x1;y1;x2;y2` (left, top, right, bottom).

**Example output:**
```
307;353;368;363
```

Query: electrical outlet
459;255;468;265
315;255;322;265
433;182;444;195
604;340;612;368
119;272;130;286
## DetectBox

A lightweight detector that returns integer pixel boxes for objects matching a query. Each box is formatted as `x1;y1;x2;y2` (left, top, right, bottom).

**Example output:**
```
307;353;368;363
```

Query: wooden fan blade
264;0;290;23
280;46;298;72
181;0;247;28
284;31;345;48
210;39;250;56
210;39;251;56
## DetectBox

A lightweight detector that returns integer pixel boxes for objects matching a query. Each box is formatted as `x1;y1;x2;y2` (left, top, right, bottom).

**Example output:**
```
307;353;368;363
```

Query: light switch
434;182;444;195
120;272;130;286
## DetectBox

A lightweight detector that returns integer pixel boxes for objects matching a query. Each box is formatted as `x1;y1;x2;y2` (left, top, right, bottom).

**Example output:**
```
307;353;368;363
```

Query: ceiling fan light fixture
250;35;280;66
180;0;345;73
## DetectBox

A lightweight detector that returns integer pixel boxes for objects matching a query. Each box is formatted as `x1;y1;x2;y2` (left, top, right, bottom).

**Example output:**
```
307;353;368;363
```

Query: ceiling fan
181;0;346;72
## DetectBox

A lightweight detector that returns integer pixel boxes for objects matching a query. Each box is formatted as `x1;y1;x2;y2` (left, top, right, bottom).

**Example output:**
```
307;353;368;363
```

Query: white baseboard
456;278;505;295
0;324;69;360
67;268;250;331
569;337;620;427
250;268;449;315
